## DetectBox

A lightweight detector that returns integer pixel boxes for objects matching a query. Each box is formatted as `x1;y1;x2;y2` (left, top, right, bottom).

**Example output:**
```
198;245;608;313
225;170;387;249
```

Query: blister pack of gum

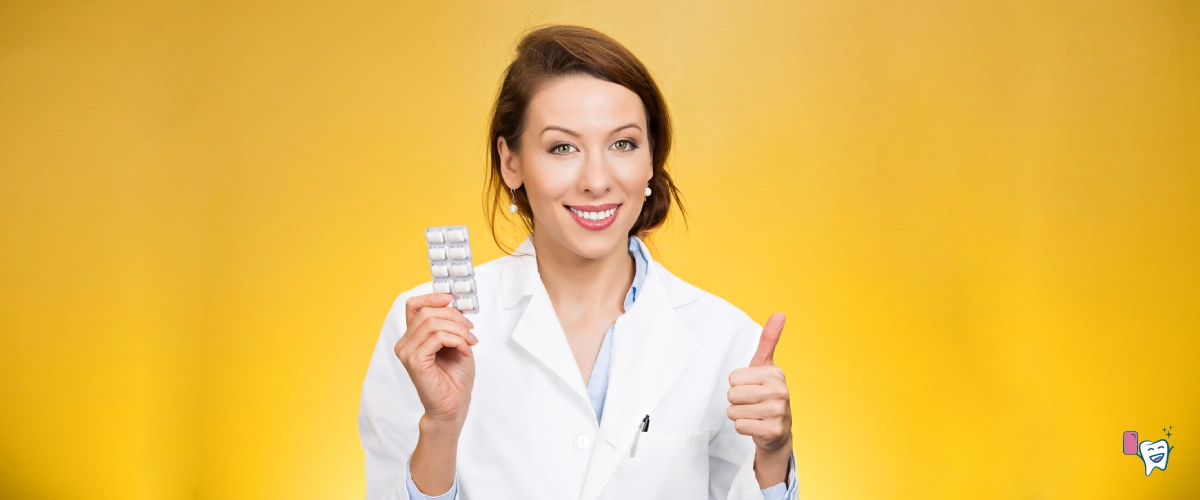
425;225;479;314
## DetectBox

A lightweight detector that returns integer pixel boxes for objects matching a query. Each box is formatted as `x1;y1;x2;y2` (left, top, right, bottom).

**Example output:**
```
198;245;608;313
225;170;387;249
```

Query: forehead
526;74;646;132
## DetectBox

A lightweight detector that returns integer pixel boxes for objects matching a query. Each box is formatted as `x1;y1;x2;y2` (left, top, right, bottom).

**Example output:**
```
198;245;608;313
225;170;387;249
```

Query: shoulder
653;261;762;345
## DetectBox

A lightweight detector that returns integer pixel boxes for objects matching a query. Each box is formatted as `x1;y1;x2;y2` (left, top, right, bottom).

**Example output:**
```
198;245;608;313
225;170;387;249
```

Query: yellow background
1;1;1196;498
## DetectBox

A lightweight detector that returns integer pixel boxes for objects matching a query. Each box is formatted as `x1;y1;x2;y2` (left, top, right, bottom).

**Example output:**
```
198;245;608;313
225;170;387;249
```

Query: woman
359;25;797;500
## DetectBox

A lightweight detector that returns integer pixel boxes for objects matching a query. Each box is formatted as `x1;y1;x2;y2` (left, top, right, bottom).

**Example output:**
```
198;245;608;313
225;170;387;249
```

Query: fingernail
440;293;453;302
469;332;479;343
465;317;475;329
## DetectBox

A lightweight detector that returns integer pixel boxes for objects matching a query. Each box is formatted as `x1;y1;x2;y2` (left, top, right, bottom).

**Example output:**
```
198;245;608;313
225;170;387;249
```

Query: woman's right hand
394;293;479;431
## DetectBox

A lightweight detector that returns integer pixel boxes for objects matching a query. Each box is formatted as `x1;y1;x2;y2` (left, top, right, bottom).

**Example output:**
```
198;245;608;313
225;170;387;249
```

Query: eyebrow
541;123;642;137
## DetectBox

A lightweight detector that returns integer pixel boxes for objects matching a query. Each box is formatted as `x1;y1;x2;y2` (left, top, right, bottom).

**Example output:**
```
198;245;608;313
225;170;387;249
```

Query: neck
532;232;635;317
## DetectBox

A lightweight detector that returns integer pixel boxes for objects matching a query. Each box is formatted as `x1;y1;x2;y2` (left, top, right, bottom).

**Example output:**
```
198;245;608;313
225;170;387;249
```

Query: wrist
753;436;793;489
411;415;463;496
419;413;465;441
756;435;792;458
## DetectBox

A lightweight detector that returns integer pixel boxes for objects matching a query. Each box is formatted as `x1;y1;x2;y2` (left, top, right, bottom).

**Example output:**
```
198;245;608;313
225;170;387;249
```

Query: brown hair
483;25;688;254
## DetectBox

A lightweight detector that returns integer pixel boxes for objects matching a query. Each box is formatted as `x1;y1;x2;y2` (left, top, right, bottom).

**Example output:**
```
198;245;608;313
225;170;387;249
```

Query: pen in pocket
630;415;650;457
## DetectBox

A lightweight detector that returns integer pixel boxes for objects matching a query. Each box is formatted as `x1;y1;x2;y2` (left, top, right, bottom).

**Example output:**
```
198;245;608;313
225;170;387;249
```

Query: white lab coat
359;236;798;500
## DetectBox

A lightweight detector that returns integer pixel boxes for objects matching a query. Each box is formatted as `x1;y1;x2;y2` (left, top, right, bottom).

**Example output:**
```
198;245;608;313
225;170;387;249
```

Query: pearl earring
508;187;518;214
644;185;652;197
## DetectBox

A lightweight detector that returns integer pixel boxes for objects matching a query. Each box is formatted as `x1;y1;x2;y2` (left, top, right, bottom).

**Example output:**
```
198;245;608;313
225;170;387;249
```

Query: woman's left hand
727;312;793;485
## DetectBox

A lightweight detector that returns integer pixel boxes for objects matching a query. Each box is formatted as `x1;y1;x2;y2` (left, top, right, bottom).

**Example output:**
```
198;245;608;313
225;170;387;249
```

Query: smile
1150;453;1164;463
565;204;620;231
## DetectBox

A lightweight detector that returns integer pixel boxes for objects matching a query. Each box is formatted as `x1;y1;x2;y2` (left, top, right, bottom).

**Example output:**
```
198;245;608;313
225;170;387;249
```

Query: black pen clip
630;414;650;457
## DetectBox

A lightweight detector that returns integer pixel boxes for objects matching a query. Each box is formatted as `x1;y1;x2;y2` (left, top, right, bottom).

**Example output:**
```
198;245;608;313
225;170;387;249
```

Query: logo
1123;426;1174;476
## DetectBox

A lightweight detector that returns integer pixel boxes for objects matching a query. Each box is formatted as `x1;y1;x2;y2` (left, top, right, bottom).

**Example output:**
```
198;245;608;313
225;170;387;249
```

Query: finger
727;384;788;405
726;400;789;421
415;299;474;331
728;365;786;387
399;315;478;361
398;304;445;354
720;395;787;419
401;305;476;350
405;316;477;356
750;312;786;367
405;293;454;326
424;316;478;345
411;331;473;363
732;418;787;440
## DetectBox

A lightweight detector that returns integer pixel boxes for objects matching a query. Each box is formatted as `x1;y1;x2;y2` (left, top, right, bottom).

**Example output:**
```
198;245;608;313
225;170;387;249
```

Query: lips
564;204;620;231
567;203;620;211
1151;453;1164;463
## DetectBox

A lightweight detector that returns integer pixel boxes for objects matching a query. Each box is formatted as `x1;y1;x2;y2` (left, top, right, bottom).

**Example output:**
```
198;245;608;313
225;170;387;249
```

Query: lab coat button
573;434;592;451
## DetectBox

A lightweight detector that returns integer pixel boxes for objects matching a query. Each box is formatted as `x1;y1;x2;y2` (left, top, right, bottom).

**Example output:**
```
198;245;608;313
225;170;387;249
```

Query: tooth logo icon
1137;439;1173;476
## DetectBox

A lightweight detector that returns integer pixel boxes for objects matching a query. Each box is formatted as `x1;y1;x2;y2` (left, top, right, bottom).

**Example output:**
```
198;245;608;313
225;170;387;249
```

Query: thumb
750;312;786;367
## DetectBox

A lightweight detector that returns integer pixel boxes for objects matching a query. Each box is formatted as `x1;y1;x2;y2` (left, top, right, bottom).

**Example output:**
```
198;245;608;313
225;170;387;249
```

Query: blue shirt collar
624;236;649;310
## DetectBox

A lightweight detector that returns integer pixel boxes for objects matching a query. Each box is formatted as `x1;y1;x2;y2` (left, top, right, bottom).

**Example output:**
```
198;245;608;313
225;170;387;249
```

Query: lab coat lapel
500;235;703;500
578;257;701;500
503;237;593;412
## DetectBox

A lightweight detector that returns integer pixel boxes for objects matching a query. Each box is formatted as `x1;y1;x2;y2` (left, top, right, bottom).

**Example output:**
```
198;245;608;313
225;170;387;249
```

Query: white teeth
570;207;616;221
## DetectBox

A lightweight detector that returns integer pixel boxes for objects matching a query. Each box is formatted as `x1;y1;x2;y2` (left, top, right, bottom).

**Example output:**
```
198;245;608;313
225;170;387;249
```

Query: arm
404;457;459;499
407;415;463;497
712;408;799;500
758;452;799;500
710;319;800;500
359;289;475;500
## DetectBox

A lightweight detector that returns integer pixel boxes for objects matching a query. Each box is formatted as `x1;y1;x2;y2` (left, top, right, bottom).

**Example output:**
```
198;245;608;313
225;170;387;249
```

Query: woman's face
499;74;653;261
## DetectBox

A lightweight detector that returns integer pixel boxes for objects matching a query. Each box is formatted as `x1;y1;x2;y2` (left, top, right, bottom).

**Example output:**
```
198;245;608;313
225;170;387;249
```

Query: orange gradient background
1;1;1197;499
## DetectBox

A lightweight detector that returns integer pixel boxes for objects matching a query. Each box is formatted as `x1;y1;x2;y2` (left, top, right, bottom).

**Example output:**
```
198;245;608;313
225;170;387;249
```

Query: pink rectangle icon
1123;431;1138;455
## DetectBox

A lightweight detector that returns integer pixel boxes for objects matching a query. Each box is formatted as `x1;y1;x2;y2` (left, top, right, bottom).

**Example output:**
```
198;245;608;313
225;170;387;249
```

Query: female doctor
359;25;798;500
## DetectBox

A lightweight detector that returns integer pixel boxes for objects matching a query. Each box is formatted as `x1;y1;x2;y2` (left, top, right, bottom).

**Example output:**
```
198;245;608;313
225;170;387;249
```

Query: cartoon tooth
1138;439;1172;476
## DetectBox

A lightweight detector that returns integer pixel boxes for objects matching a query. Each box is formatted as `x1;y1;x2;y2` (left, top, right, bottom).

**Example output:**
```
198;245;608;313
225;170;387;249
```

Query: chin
557;223;630;260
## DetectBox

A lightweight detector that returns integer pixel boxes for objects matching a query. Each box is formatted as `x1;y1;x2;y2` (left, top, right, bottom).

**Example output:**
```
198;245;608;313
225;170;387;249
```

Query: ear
498;136;523;190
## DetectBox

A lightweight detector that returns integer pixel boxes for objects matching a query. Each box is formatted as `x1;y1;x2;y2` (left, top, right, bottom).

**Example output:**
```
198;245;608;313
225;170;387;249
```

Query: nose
577;147;612;195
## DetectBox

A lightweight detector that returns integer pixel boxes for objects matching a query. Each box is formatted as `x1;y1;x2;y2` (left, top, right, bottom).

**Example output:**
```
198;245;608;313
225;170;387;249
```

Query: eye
613;139;637;151
550;143;576;155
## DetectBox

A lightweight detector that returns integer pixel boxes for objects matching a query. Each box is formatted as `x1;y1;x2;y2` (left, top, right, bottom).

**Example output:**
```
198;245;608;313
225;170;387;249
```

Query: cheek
523;160;570;200
615;154;653;184
638;153;655;183
626;169;654;191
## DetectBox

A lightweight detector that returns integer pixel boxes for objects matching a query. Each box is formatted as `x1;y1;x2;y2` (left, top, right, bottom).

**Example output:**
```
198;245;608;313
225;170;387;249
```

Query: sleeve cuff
759;451;798;500
760;481;787;499
404;459;458;499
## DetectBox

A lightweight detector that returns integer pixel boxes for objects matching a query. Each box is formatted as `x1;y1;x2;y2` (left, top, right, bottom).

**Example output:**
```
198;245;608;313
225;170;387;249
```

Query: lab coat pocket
604;430;710;498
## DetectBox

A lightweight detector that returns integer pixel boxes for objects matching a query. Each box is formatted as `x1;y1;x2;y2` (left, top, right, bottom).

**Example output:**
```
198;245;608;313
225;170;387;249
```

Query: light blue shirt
405;236;796;499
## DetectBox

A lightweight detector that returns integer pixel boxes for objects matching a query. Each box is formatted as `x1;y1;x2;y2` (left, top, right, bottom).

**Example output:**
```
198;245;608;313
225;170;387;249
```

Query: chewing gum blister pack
425;225;479;314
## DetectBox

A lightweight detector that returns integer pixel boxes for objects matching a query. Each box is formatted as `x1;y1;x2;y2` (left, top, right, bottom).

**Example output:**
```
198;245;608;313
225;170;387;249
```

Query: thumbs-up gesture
727;313;792;456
